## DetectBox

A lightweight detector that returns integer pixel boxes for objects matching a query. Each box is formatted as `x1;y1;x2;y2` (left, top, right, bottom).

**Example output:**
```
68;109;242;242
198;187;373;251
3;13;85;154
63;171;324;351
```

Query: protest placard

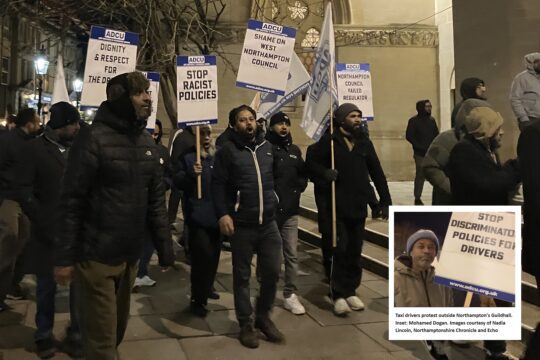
236;20;296;95
81;26;139;107
143;72;160;133
336;63;374;120
176;55;218;127
434;211;516;303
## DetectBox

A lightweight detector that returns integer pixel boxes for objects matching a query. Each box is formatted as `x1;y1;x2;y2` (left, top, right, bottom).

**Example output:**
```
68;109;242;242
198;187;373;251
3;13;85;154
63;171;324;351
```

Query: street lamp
33;46;49;121
73;78;83;109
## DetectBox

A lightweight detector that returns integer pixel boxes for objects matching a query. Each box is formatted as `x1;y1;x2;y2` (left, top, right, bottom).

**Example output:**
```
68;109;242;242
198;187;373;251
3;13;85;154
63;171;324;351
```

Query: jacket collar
93;101;145;135
266;130;291;149
230;128;266;150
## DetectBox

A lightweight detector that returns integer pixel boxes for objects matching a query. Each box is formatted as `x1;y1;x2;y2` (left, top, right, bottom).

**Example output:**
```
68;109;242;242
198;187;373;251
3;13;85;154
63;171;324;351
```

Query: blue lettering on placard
262;23;283;33
346;64;361;70
188;56;206;64
105;29;126;41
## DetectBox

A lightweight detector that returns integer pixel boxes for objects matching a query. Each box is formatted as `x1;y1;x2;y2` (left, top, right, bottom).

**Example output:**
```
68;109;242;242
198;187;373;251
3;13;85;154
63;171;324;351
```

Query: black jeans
190;225;221;305
314;193;333;280
331;218;366;299
231;221;281;325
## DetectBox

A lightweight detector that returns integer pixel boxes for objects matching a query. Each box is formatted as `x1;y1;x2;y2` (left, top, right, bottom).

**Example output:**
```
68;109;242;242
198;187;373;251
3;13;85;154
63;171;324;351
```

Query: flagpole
329;68;337;249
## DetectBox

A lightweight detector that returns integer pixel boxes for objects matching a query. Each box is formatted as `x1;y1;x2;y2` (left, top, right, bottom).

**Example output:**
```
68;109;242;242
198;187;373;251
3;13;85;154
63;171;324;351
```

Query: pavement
0;182;532;359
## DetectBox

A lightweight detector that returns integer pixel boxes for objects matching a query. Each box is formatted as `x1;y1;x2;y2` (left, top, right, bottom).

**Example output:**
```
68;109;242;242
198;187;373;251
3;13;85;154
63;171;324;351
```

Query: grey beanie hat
333;103;361;126
406;229;440;255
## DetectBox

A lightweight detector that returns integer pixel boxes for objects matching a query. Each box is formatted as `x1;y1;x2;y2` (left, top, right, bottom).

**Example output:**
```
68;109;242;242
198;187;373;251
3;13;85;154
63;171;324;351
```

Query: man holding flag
303;3;392;316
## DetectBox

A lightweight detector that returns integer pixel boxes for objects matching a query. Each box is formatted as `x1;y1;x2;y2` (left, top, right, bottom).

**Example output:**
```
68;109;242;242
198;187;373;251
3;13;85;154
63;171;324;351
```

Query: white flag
51;55;70;105
300;2;338;141
251;52;310;119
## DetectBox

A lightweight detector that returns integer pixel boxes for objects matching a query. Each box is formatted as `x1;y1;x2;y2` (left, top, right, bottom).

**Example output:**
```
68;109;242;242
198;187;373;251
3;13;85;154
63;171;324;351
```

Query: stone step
297;207;539;345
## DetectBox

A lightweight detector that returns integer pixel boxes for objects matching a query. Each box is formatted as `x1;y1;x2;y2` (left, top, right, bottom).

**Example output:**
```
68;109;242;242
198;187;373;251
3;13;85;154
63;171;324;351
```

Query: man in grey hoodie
510;52;540;131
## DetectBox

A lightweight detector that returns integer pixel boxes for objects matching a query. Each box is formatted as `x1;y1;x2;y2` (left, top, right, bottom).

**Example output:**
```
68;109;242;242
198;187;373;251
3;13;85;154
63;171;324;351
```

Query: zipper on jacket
234;190;241;212
246;142;265;225
421;271;432;307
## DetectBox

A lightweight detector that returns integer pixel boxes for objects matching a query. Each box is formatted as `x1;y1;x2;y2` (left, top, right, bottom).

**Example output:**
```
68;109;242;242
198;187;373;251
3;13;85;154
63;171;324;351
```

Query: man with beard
406;100;439;205
27;102;82;358
0;108;40;312
54;72;174;359
266;111;308;315
447;104;520;360
212;105;283;348
306;103;391;316
510;52;540;131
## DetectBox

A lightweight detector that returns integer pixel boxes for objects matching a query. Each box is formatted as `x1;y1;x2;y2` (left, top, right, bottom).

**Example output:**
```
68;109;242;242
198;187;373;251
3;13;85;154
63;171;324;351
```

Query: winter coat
421;129;459;205
0;128;36;219
510;53;540;122
447;135;520;205
55;101;173;267
170;128;195;177
306;129;391;220
25;131;68;274
266;131;308;222
517;121;540;276
155;142;173;190
211;130;277;226
215;126;235;147
174;148;218;228
406;101;439;157
394;255;454;307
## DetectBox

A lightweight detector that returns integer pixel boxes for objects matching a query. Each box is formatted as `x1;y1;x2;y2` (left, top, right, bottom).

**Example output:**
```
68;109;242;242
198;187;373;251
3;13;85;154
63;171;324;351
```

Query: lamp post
34;46;49;123
73;78;83;110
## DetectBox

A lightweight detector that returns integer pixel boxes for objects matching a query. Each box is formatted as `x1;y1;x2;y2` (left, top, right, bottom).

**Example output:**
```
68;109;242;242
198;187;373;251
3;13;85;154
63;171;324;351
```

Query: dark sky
394;212;453;244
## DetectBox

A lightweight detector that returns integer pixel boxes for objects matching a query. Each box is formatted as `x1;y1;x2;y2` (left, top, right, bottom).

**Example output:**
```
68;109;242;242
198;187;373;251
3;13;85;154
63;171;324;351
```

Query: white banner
236;20;296;95
176;55;218;127
143;72;160;132
51;55;70;105
250;52;310;119
80;26;139;108
336;63;374;120
300;3;338;141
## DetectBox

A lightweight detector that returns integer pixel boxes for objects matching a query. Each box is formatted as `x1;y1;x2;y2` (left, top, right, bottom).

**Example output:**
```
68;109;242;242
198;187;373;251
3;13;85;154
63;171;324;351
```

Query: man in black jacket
54;72;174;360
29;102;82;358
0;108;40;312
306;103;392;316
406;100;439;205
212;105;284;349
266;111;308;315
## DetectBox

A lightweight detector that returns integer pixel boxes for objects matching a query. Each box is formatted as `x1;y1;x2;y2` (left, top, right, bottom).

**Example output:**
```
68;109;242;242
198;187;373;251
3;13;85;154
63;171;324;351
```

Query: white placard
336;63;374;120
143;72;160;132
80;26;139;108
236;20;296;95
176;56;218;127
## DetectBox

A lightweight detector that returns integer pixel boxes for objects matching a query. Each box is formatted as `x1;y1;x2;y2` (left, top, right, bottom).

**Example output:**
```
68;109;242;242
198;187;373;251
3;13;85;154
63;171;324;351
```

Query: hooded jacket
406;101;439;157
510;52;540;122
266;131;308;222
211;129;277;226
394;255;454;307
55;101;173;267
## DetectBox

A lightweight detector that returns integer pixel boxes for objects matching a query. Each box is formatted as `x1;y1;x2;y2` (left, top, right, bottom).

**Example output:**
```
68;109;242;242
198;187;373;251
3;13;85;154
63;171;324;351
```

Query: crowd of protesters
0;53;538;360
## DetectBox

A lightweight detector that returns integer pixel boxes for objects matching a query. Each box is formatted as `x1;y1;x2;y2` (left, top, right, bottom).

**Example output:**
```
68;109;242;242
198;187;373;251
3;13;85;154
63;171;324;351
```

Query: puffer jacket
266;131;308;222
394;255;454;307
212;130;277;226
55;101;173;267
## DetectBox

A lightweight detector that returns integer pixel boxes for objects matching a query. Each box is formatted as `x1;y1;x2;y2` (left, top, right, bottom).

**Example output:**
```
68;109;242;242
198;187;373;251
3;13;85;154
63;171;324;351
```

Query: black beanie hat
333;103;361;126
106;72;149;122
48;102;80;129
269;111;290;127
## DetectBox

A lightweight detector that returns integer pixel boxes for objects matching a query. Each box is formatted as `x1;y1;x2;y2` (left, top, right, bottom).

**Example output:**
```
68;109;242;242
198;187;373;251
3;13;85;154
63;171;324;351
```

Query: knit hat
454;99;493;135
406;229;440;255
333;103;361;126
106;72;149;122
269;111;290;127
48;102;80;129
464;107;503;140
